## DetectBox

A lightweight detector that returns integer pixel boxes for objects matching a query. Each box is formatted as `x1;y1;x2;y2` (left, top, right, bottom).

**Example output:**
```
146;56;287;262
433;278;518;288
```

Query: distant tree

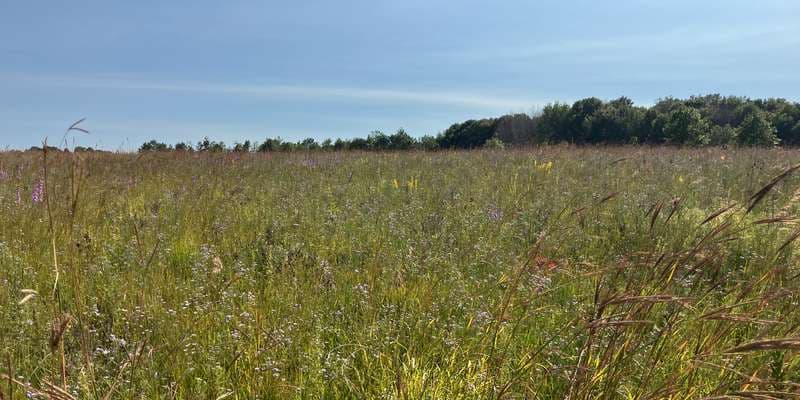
208;141;227;152
124;94;800;152
257;138;283;152
770;102;800;145
299;138;319;150
437;119;497;149
737;110;779;146
417;135;439;151
196;137;211;151
196;137;227;152
689;94;745;127
174;142;193;151
640;97;687;144
708;125;737;146
279;141;297;152
536;103;572;143
367;131;391;150
333;138;348;151
389;128;415;150
587;97;645;144
568;97;604;143
495;113;537;145
233;140;252;152
139;140;171;152
483;137;505;149
733;103;763;127
349;137;369;150
660;105;710;146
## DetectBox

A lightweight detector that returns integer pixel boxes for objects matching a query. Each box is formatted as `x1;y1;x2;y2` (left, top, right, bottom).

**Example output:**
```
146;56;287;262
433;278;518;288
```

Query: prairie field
3;146;800;399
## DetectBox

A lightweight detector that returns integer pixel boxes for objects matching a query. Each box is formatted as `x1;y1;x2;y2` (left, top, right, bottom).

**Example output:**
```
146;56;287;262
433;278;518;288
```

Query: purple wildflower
31;179;45;203
302;159;318;168
0;169;8;181
16;188;22;205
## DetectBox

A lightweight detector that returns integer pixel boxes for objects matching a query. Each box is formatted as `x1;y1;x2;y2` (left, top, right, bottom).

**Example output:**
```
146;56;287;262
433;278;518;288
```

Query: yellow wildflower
536;160;553;174
407;177;418;191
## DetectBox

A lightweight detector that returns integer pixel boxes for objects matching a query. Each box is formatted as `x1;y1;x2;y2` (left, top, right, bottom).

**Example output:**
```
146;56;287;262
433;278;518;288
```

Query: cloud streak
448;24;800;63
4;73;539;110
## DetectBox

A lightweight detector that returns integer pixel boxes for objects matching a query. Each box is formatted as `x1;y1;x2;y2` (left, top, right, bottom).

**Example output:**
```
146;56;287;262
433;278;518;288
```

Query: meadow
2;146;800;399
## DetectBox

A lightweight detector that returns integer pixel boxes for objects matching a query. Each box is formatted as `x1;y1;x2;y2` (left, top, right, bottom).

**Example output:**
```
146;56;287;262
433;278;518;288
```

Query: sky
1;0;799;150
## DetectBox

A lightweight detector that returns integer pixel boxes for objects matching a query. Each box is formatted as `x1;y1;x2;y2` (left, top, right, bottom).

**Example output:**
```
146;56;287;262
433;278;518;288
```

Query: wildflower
320;260;335;289
535;160;553;174
212;256;223;274
31;179;45;203
16;188;21;205
677;176;684;183
0;169;8;181
406;177;418;191
487;204;503;221
391;179;399;189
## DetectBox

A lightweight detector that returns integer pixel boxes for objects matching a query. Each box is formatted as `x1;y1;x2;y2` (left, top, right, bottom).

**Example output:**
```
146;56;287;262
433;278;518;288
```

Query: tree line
138;94;800;152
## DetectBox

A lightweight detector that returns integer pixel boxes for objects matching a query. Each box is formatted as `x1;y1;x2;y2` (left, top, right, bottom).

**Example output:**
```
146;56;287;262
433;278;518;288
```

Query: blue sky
1;0;799;150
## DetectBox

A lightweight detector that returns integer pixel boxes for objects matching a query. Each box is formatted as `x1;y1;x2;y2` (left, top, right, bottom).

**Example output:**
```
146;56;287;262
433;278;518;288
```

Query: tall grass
1;146;800;398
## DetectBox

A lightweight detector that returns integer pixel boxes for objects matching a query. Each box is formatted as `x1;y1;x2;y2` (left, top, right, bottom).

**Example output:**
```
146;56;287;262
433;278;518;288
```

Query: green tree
535;103;571;143
437;119;497;149
258;138;284;152
770;102;800;145
299;138;319;150
587;97;644;144
708;125;737;146
174;142;193;151
568;97;604;143
139;140;170;152
737;111;779;146
367;131;391;150
495;113;537;144
389;128;416;150
333;138;348;151
483;137;505;149
417;135;439;151
660;105;710;146
233;140;252;152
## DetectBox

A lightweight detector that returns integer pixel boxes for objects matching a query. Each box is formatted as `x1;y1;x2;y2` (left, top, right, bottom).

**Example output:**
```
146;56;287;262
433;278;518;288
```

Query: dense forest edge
23;94;800;153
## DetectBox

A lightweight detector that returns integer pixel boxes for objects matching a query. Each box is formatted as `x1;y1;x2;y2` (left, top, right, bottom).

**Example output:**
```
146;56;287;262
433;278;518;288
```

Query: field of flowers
2;147;800;399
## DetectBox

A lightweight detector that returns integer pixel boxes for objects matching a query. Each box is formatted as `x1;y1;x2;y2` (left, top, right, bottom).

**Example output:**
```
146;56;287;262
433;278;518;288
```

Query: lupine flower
0;169;8;181
16;188;22;205
31;180;45;203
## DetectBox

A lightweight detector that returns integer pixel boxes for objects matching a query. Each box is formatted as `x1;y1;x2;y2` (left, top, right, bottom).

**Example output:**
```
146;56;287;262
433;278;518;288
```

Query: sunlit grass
1;146;800;399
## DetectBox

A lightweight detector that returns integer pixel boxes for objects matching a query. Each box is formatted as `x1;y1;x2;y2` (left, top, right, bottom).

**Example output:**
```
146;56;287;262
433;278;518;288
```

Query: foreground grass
1;147;800;399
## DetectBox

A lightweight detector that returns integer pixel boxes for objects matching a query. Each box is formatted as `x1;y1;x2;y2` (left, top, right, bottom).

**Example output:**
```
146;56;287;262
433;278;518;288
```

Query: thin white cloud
449;24;800;63
3;73;540;110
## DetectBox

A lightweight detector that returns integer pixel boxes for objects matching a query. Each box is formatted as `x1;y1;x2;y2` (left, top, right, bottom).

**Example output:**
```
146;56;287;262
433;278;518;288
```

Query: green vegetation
3;146;800;398
131;95;800;152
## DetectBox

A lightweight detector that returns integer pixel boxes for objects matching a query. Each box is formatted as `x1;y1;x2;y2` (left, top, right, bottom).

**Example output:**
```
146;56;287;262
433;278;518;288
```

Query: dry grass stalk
725;338;800;353
747;164;800;214
701;203;738;225
703;314;783;325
